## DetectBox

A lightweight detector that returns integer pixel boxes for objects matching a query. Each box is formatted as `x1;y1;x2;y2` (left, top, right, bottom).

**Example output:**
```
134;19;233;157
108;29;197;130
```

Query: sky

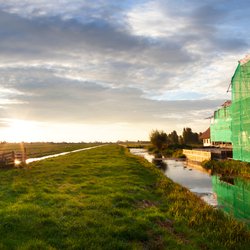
0;0;249;142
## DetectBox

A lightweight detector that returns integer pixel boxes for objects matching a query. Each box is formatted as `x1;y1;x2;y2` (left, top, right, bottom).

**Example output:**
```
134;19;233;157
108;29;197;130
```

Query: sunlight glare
4;119;41;142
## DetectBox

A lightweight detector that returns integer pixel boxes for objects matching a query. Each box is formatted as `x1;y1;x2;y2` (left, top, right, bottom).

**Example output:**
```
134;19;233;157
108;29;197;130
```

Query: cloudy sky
0;0;249;142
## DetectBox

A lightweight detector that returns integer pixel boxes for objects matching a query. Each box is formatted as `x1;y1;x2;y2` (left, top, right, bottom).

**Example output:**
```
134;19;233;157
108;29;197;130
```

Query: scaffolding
231;56;250;162
210;103;232;143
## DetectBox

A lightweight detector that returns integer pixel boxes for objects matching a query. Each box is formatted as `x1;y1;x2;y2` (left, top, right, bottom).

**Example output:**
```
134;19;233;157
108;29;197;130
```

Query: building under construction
231;55;250;162
210;100;232;147
210;54;250;162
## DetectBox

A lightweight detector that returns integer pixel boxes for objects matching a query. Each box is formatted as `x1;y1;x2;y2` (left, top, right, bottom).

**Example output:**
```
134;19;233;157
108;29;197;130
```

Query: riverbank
202;159;250;178
0;145;249;249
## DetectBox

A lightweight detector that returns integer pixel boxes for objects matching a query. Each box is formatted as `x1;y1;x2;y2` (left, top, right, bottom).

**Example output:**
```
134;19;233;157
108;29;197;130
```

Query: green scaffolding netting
210;105;232;143
212;176;250;224
231;60;250;162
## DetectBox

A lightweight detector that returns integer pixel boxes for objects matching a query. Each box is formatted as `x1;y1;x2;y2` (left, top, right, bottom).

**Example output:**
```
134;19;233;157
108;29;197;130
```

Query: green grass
147;144;190;158
202;159;250;178
0;145;249;249
0;142;102;158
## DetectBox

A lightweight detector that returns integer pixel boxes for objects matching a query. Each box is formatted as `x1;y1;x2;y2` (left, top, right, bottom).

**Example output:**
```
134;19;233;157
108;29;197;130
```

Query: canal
130;148;250;225
26;145;105;163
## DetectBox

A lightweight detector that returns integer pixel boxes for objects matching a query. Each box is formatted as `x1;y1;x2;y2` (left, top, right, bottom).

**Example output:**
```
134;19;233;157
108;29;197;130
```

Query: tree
168;130;179;144
179;135;184;145
149;130;168;152
182;127;200;144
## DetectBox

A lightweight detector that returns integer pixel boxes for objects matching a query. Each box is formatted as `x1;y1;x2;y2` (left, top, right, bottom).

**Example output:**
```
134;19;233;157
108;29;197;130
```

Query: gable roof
200;127;210;139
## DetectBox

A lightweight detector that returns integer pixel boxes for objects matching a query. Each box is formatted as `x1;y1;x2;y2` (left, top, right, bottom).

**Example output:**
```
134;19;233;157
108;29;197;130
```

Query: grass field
0;145;249;249
0;142;101;158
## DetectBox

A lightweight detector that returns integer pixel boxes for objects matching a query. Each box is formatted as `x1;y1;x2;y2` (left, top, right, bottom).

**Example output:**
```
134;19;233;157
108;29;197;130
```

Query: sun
4;119;40;142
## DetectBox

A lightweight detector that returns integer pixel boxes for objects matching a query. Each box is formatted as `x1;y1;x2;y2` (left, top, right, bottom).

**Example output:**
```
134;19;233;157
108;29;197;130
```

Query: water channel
130;148;217;206
130;148;250;225
26;145;105;164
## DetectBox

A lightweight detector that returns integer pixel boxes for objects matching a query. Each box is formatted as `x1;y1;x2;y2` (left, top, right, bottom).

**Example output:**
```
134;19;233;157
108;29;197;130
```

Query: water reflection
130;148;250;224
152;158;168;172
212;176;250;225
130;148;217;206
164;159;217;206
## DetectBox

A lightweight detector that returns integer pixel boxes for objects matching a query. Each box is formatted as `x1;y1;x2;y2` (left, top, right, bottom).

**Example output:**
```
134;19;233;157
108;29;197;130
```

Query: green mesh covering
231;59;250;162
210;105;232;143
212;176;250;225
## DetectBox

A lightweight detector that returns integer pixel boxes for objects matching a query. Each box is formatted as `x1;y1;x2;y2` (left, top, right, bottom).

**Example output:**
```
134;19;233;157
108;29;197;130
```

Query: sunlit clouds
0;0;249;141
127;1;187;38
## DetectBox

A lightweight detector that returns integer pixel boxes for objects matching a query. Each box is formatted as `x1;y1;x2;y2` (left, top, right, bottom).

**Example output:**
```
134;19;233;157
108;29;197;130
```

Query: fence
0;150;26;167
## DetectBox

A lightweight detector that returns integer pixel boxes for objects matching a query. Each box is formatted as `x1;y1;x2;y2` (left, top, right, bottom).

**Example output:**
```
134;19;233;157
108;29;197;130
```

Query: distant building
210;100;232;148
200;128;211;147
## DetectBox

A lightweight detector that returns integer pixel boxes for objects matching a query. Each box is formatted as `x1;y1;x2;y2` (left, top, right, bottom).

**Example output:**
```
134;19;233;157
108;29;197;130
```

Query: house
200;128;211;147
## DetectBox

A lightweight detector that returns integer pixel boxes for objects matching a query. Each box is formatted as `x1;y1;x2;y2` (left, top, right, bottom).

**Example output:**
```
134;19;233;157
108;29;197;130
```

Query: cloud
0;119;10;128
0;9;196;96
1;65;223;128
0;0;249;140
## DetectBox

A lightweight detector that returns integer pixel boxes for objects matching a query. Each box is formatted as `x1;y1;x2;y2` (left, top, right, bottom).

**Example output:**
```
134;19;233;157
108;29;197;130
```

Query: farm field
0;142;102;158
0;145;249;249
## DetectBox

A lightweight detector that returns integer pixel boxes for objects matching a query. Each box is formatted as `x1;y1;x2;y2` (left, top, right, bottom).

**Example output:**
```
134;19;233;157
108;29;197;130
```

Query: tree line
150;128;201;152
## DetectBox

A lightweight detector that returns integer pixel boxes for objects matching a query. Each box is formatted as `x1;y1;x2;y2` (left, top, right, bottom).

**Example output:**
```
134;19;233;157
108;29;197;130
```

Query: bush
172;150;186;159
201;159;250;177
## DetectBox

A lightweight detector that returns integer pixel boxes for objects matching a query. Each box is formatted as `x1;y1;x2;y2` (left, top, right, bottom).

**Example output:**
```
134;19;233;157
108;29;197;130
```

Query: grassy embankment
202;160;250;179
0;145;249;249
0;142;101;158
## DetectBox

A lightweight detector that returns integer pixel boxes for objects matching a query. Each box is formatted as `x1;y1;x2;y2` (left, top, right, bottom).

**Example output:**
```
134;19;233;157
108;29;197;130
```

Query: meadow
0;145;249;249
0;142;101;158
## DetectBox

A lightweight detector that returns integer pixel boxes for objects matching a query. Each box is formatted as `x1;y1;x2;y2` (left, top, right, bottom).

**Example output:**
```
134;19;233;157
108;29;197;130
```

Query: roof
200;127;210;139
239;54;250;65
221;100;231;107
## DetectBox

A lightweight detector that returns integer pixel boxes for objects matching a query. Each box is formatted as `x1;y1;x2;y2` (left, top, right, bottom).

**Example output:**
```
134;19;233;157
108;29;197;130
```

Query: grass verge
0;145;249;249
202;159;250;178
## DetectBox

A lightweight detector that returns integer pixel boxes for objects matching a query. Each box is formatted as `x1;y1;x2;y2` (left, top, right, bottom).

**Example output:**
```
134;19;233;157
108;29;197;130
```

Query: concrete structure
183;149;211;168
183;148;232;168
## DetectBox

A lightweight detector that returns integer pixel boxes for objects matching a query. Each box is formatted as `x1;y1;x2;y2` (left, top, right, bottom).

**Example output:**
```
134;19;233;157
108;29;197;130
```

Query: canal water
130;148;250;225
26;145;105;164
130;148;217;206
